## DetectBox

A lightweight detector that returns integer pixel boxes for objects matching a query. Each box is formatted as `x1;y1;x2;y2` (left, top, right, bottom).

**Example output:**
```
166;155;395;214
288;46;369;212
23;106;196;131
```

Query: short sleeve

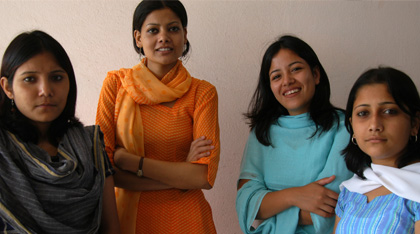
335;187;349;218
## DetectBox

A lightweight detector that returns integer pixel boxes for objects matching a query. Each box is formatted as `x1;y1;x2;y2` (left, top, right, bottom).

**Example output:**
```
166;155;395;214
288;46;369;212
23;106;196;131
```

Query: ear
0;77;13;99
134;30;142;48
312;66;320;85
411;111;420;136
183;27;188;44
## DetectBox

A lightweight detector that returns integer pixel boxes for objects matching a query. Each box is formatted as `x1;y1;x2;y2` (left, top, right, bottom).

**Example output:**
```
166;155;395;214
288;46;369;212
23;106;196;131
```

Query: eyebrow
354;101;397;109
269;61;303;76
146;21;180;27
19;69;66;76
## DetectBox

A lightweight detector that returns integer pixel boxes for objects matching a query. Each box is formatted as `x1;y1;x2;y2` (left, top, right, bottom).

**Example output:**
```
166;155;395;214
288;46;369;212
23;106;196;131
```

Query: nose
282;72;295;86
369;114;383;132
39;80;53;97
158;30;170;43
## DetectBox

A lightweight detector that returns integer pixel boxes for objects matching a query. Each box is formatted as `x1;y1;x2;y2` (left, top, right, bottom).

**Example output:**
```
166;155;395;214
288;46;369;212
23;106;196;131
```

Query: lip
36;103;56;108
283;88;301;96
366;136;387;143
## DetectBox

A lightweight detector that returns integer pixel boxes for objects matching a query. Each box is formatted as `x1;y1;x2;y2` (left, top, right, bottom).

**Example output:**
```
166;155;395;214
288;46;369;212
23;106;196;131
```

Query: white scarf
340;163;420;203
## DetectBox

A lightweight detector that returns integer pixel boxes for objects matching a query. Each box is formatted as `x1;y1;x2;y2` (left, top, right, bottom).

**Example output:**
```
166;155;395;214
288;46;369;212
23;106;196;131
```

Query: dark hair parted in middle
245;35;341;146
132;0;190;56
342;67;420;178
0;30;80;145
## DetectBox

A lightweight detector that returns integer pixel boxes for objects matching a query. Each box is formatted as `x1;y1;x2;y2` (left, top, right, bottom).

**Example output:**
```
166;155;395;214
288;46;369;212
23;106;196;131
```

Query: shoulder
191;78;217;94
102;67;133;86
0;128;10;147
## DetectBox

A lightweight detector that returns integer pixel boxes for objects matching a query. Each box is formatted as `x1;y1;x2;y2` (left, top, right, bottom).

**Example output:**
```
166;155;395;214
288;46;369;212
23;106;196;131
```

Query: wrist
137;157;144;177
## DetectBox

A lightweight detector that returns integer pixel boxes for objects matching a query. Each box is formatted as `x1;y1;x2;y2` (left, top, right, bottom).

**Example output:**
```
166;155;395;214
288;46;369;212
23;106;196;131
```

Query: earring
413;135;418;143
10;99;15;112
351;135;357;145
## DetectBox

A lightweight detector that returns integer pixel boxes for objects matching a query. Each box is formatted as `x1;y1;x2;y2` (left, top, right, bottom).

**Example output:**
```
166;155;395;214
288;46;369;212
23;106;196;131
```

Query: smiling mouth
284;88;301;96
156;47;172;52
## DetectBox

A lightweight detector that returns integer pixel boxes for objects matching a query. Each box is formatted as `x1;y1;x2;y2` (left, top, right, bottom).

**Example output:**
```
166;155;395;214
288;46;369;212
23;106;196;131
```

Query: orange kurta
96;63;220;233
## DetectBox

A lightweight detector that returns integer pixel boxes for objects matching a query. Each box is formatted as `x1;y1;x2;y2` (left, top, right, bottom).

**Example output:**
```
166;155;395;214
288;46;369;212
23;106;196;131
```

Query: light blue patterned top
236;112;353;234
336;187;420;234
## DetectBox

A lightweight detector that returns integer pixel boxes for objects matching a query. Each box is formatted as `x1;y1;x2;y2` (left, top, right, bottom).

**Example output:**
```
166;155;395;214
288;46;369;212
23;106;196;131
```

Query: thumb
316;175;336;186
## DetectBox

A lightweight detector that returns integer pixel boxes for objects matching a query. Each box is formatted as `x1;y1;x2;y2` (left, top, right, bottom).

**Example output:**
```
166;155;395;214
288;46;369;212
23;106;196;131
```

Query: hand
294;175;338;218
186;136;215;162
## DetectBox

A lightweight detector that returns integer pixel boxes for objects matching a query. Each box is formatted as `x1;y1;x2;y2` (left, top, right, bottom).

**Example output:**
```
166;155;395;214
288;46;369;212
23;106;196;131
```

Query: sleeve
415;202;420;222
310;117;354;234
235;131;299;234
190;81;220;187
335;187;348;218
95;71;120;165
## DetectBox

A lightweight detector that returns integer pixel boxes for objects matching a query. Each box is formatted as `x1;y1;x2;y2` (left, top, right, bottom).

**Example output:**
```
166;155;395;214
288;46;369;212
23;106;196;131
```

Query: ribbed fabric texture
96;63;220;233
336;187;420;234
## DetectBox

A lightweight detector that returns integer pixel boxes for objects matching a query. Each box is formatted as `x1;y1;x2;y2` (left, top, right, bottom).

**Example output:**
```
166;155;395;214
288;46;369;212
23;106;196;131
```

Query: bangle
137;157;144;177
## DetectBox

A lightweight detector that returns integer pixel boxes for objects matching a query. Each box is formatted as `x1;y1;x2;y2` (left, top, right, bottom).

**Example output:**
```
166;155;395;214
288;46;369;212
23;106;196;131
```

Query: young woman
0;30;120;234
334;67;420;234
95;0;220;233
236;35;353;234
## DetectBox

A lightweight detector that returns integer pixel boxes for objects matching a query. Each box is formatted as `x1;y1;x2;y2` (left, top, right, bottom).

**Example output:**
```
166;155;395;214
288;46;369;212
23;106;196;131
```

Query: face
0;52;70;132
134;8;187;77
351;83;419;167
269;49;320;116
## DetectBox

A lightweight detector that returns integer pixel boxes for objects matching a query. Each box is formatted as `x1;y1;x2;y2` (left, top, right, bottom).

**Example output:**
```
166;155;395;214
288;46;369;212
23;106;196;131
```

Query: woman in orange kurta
95;1;220;233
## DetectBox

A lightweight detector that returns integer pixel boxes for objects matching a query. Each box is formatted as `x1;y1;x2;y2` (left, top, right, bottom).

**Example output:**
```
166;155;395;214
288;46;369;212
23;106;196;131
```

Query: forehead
143;8;181;26
15;52;61;73
354;83;394;105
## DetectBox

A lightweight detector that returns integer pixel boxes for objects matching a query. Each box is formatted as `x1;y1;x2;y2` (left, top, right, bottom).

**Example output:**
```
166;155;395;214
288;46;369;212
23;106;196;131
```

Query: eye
383;108;398;115
169;26;180;32
356;110;369;117
271;74;281;81
23;76;35;82
51;75;64;81
291;67;302;72
147;28;158;34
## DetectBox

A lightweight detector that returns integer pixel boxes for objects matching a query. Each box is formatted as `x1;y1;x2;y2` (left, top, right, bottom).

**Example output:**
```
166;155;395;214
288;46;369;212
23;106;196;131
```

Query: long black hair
342;67;420;178
0;30;81;145
132;0;190;56
245;35;341;146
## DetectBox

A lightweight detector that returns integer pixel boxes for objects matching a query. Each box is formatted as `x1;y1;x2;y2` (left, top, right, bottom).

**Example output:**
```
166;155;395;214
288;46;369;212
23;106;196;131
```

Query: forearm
115;151;211;190
256;187;296;220
144;158;211;190
99;176;120;234
113;167;173;191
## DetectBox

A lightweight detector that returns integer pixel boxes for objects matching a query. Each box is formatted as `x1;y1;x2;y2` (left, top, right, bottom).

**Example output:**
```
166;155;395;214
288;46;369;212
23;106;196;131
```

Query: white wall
1;1;419;233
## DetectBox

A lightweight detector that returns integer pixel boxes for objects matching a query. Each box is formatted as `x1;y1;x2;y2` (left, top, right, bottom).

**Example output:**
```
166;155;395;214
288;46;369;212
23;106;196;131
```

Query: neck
145;59;177;80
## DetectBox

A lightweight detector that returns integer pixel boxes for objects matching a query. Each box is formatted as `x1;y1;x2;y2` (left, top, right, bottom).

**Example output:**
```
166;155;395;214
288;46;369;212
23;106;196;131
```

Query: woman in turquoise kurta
236;35;353;234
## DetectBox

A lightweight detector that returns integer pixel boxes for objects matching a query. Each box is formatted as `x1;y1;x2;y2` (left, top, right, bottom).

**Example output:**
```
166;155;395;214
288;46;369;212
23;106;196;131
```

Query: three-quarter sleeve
190;80;220;187
96;71;121;164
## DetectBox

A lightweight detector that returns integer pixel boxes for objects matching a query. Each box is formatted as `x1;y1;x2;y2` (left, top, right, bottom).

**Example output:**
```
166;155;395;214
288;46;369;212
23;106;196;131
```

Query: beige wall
1;1;419;233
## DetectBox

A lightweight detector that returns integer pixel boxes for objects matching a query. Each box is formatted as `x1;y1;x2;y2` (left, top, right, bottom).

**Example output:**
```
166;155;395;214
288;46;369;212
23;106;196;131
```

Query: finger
190;138;212;148
314;208;335;218
320;203;336;215
190;151;211;161
195;145;215;153
322;198;338;210
316;175;336;186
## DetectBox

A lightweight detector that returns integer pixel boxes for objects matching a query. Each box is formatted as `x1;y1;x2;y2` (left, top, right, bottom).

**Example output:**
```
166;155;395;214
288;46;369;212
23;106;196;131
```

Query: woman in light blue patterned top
334;67;420;234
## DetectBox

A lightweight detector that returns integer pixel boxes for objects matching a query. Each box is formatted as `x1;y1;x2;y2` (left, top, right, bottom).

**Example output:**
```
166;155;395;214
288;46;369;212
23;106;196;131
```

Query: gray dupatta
0;125;106;234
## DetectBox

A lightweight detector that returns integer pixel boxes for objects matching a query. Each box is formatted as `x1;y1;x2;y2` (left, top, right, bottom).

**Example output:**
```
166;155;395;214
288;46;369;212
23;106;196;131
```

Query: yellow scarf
114;59;192;233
